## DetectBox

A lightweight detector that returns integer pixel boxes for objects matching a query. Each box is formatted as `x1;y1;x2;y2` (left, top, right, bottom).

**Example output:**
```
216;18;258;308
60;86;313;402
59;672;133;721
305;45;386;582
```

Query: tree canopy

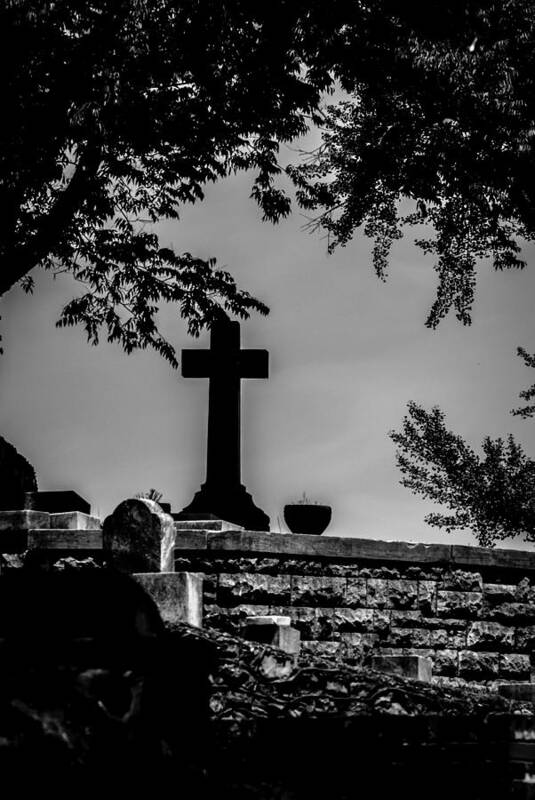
3;1;535;362
390;402;535;547
291;0;535;327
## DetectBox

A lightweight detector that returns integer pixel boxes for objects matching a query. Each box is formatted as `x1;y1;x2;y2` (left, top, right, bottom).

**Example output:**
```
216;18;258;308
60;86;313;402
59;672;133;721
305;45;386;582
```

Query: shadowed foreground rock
0;571;214;792
0;569;532;797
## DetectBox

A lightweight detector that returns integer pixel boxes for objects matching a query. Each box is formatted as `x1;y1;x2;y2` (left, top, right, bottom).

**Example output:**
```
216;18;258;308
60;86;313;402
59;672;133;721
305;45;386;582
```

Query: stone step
27;529;103;550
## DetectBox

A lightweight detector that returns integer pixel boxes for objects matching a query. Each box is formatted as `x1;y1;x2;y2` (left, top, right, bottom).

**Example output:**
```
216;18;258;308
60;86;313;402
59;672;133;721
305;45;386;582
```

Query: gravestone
0;436;37;510
103;497;174;573
177;317;270;531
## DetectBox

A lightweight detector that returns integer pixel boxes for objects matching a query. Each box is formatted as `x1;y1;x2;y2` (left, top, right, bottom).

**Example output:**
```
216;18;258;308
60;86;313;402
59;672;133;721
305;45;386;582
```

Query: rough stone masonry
174;529;535;686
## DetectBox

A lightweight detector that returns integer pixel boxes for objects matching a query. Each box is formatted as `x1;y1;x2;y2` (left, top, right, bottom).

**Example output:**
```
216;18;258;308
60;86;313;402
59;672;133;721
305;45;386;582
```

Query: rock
371;654;432;682
290;575;346;606
366;579;418;610
0;436;37;511
466;621;515;650
458;650;500;678
242;616;301;656
102;497;174;573
437;590;483;618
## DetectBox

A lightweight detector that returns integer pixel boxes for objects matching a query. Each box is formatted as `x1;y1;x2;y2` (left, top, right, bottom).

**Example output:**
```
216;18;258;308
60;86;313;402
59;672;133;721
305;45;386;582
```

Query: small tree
390;402;535;547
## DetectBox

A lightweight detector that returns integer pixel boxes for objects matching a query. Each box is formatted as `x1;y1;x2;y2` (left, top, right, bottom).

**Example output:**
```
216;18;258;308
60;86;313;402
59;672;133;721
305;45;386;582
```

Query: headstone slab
0;436;37;511
133;572;203;627
102;497;174;573
25;490;90;515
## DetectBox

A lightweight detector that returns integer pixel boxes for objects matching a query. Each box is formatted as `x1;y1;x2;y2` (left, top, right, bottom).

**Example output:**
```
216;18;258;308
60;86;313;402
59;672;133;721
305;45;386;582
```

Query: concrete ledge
203;532;452;563
498;683;535;702
0;511;50;531
173;531;535;575
133;572;203;627
27;529;103;550
49;512;102;530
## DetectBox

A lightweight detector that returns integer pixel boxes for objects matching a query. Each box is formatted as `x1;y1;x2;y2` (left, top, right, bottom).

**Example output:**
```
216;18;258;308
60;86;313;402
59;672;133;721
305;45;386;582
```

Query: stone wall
174;530;535;685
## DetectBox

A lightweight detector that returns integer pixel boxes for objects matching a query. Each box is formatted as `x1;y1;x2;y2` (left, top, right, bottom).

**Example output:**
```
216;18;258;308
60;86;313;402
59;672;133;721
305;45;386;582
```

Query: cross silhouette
177;317;270;530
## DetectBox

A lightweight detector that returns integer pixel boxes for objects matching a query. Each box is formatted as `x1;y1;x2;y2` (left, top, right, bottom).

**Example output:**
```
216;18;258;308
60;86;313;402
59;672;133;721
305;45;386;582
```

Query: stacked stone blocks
174;532;535;685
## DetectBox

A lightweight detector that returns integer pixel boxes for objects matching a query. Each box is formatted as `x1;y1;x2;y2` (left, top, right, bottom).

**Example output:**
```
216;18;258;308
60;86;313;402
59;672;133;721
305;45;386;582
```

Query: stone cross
177;318;270;531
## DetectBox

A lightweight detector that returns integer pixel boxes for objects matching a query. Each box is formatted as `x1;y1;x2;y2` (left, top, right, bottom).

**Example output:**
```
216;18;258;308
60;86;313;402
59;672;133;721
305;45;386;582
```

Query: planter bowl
283;504;332;536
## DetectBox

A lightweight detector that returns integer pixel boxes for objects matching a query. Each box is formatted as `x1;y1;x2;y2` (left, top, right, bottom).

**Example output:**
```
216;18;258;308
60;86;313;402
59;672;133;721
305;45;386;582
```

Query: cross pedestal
176;319;270;531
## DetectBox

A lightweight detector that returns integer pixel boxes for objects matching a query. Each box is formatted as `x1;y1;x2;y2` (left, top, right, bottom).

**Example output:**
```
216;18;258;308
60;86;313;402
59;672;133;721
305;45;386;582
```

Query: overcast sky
2;144;535;548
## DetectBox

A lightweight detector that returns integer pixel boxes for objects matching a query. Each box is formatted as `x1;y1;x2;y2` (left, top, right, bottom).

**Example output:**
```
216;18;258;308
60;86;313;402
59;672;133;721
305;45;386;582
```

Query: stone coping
174;530;535;574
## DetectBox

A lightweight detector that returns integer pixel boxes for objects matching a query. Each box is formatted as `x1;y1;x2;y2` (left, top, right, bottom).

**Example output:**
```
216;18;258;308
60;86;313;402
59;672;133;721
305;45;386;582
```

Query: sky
2;146;535;549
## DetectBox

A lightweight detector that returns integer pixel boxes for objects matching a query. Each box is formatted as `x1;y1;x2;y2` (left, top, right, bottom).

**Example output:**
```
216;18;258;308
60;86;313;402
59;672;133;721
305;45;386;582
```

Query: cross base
176;483;270;531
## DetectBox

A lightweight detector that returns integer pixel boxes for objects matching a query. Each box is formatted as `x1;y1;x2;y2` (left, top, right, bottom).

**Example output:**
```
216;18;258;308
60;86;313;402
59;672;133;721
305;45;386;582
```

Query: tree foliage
2;0;341;363
512;347;535;419
289;0;535;327
4;1;535;363
390;402;535;547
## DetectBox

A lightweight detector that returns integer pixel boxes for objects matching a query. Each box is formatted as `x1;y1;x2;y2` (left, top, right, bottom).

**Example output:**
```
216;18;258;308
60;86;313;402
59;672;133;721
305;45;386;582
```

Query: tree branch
0;142;102;299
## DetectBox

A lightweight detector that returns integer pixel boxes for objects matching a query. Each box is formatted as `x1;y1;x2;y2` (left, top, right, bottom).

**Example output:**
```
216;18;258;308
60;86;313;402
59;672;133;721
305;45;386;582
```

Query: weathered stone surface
244;615;291;627
174;518;243;531
499;654;530;679
497;682;535;701
514;625;535;651
483;583;517;604
290;575;345;607
25;490;90;514
49;512;102;530
437;591;483;618
458;650;499;678
429;629;466;649
366;579;418;610
218;573;291;606
386;628;431;648
0;510;50;553
331;608;374;633
205;604;271;634
486;602;535;623
0;510;49;530
466;621;515;650
242;618;301;656
0;437;37;511
133;572;203;627
344;577;367;608
433;649;458;677
418;581;437;614
301;641;341;658
371;654;432;683
390;610;423;628
441;570;483;592
27;529;103;551
103;497;174;573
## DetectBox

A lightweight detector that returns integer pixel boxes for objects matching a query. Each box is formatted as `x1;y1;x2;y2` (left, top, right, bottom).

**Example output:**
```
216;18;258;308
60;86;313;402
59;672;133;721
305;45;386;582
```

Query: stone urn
283;503;332;535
